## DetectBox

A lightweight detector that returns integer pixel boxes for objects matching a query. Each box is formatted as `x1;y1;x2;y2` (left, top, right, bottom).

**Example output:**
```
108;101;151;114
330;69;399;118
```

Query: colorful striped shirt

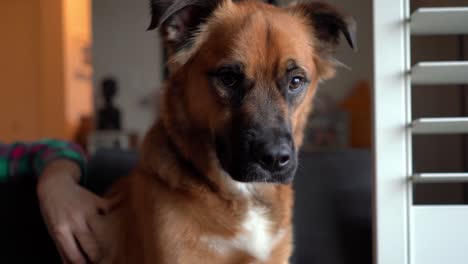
0;139;87;184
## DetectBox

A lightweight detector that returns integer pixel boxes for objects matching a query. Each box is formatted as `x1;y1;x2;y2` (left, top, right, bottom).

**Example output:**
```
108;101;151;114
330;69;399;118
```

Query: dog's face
151;0;356;184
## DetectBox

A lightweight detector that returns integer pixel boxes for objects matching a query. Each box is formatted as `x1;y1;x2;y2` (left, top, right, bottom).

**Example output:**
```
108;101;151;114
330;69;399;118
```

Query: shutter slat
412;173;468;183
410;118;468;134
411;7;468;35
411;61;468;85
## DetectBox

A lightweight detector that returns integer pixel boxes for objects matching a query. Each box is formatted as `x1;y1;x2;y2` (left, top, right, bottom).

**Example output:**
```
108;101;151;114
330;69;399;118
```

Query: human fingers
74;221;102;263
52;225;87;264
96;195;123;215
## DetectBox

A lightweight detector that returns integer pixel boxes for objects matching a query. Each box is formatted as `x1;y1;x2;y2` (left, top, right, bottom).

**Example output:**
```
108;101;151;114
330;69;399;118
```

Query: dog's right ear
148;0;226;54
288;2;357;52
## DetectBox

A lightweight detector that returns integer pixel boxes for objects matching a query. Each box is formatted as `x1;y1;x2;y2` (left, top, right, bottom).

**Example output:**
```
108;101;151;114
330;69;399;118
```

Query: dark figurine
97;78;122;130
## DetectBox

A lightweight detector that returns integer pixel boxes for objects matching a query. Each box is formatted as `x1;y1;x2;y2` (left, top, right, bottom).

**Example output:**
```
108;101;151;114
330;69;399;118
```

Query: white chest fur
202;207;284;261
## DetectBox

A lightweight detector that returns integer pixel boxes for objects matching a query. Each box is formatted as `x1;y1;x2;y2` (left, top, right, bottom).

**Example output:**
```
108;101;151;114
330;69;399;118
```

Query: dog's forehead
227;5;315;75
184;1;317;76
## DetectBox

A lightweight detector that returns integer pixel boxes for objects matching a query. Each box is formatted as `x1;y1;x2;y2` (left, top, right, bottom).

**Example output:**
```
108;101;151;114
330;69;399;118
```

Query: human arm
38;159;114;264
0;139;112;263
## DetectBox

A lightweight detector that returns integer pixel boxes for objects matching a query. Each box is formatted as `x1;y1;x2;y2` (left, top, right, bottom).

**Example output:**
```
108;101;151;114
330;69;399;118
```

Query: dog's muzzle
252;138;293;174
221;124;297;184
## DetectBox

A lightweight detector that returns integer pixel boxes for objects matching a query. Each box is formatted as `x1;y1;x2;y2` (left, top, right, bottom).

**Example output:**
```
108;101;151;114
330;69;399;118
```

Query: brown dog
97;1;356;263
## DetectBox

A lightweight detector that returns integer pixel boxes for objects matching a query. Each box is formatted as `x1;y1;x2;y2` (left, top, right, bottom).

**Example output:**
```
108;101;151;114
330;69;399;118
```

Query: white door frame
372;0;412;263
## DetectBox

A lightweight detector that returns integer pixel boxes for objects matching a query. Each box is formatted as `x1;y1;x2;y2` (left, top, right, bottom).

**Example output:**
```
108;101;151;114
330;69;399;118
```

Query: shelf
411;7;468;35
411;61;468;85
410;118;468;134
412;173;468;183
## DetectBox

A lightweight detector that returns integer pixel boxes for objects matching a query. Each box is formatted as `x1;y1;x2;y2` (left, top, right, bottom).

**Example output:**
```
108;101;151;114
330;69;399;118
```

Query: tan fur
96;1;343;263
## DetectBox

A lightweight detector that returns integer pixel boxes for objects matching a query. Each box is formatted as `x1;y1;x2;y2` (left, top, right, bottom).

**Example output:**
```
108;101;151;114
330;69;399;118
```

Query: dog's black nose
256;143;292;172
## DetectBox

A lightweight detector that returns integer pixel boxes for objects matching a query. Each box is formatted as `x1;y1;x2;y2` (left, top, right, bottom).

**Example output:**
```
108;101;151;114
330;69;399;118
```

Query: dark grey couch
0;149;372;263
293;150;372;264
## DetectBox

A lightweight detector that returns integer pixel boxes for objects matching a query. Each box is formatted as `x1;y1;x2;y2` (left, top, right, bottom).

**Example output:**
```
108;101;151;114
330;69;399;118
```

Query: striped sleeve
0;140;88;185
0;144;10;182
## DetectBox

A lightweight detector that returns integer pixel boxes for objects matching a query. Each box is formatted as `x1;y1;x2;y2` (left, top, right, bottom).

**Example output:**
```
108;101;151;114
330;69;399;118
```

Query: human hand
37;159;114;264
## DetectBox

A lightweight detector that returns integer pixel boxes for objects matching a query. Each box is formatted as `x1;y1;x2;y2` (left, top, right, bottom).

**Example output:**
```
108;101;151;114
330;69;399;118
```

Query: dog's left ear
288;2;357;52
148;0;226;54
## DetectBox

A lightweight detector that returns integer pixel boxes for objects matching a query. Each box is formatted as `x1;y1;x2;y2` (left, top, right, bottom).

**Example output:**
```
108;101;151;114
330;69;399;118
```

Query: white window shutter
373;1;468;264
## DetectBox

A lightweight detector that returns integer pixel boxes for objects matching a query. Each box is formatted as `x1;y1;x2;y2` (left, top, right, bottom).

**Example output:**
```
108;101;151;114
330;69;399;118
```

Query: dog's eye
219;73;239;87
289;76;305;91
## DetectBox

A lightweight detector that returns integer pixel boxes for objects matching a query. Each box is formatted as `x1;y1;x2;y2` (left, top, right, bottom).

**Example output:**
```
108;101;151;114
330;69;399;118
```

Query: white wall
92;0;163;139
